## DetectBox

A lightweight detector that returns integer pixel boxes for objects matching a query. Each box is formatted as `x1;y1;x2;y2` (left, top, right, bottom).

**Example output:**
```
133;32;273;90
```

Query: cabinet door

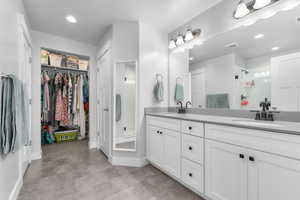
147;126;163;166
163;129;181;178
248;150;300;200
205;140;247;200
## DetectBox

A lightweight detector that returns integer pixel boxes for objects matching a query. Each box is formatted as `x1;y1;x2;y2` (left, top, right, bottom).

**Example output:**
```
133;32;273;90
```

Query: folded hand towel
174;83;184;102
154;81;164;102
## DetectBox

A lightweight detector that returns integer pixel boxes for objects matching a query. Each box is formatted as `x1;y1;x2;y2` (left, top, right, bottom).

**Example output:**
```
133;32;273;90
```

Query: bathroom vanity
146;112;300;200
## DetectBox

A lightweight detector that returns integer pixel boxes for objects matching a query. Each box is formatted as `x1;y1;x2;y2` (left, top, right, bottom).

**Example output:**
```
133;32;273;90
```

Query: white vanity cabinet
146;116;181;178
205;124;300;200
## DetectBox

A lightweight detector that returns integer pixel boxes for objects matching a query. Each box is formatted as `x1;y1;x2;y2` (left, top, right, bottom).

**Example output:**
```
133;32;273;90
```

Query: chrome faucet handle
186;101;192;108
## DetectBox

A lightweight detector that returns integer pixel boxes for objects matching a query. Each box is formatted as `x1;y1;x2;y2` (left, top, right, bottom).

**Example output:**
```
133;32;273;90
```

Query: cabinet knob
189;173;193;177
160;131;163;135
239;154;244;159
189;146;193;151
188;126;192;130
157;131;159;134
249;156;255;162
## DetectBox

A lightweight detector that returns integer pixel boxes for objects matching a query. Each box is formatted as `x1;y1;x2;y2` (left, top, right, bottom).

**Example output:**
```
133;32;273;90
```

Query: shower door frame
112;60;138;152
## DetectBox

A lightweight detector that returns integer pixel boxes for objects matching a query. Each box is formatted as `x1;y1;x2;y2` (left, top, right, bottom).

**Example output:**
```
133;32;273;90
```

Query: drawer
182;134;204;164
181;158;203;193
181;120;204;137
146;116;180;132
206;124;300;160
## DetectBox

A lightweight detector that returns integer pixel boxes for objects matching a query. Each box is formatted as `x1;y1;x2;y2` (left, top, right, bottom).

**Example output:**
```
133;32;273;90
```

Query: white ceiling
190;4;300;63
23;0;221;45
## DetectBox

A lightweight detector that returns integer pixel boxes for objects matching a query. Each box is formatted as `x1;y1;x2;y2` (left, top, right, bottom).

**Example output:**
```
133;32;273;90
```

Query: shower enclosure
113;61;137;151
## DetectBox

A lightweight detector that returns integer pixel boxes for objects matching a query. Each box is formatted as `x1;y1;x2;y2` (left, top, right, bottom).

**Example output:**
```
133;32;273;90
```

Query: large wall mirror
113;61;137;151
169;2;300;112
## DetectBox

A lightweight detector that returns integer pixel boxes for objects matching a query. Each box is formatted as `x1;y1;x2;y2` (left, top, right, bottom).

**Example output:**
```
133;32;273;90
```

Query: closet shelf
41;64;88;73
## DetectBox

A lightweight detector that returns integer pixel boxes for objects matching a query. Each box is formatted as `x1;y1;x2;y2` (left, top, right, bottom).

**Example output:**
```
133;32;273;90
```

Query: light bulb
66;15;77;23
234;1;250;19
253;0;272;9
169;40;176;49
176;35;185;46
184;29;194;41
272;46;280;51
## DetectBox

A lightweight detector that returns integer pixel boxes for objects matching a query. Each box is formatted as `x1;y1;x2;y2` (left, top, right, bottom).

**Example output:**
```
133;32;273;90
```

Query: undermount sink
232;119;284;128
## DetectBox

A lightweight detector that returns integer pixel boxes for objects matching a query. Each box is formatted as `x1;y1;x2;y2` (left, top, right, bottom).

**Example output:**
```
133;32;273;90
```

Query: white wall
31;30;98;157
138;23;169;158
0;0;27;199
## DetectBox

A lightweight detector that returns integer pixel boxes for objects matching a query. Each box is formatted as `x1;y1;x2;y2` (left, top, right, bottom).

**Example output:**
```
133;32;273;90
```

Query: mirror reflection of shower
114;61;137;152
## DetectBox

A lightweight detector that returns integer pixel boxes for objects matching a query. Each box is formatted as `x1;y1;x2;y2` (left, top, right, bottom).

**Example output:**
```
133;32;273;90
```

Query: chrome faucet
177;101;186;114
186;101;192;109
251;98;279;121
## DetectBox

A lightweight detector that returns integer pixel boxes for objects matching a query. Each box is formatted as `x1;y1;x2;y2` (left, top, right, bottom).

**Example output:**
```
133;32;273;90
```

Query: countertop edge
145;113;300;136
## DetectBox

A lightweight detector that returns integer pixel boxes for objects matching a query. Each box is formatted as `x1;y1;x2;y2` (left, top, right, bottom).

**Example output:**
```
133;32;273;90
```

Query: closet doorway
40;48;90;149
96;50;111;157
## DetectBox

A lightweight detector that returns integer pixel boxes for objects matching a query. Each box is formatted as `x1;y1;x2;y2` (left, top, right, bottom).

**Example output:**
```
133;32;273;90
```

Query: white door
97;50;111;157
18;15;32;176
191;72;205;108
147;126;163;166
247;149;300;200
162;129;181;178
271;53;300;111
205;140;247;200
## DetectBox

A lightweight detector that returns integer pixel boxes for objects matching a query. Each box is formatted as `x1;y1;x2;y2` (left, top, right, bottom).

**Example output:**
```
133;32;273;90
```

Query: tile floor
18;140;204;200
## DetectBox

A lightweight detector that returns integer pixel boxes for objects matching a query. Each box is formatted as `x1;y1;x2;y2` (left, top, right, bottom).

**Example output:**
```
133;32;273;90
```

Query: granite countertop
146;112;300;136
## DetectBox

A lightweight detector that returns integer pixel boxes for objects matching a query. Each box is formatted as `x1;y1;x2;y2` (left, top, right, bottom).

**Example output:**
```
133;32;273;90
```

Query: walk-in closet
40;48;90;145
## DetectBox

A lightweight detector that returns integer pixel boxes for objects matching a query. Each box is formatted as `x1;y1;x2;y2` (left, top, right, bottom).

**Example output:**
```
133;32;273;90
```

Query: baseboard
89;140;97;149
31;151;42;160
111;156;148;167
115;136;136;144
9;176;23;200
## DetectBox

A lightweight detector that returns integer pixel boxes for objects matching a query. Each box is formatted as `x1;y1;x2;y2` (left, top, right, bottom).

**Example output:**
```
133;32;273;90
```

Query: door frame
17;13;32;177
112;60;138;152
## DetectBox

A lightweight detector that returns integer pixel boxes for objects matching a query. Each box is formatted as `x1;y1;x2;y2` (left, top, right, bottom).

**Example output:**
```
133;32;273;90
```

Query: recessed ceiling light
66;15;77;23
254;34;264;39
272;46;280;51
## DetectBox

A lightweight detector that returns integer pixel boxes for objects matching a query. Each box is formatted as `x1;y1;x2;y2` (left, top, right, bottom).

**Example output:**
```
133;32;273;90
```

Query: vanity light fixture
170;28;202;51
253;0;272;9
184;29;194;41
254;33;265;39
234;0;250;19
66;15;77;23
176;34;185;46
233;0;280;19
169;39;177;49
272;46;280;51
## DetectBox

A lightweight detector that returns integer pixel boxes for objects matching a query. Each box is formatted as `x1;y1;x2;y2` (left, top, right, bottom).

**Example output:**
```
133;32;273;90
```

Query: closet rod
41;64;88;74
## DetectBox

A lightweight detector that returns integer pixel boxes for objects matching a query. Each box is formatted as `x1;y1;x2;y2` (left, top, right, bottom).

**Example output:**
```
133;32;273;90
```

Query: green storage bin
54;130;78;143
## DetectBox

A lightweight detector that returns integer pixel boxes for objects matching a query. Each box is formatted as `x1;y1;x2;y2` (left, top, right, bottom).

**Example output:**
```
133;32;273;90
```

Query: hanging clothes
0;74;29;155
55;73;63;122
78;75;86;139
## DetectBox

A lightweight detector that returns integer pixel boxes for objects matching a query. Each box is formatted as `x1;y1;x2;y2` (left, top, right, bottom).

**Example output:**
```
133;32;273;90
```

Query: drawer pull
188;126;192;130
189;173;193;177
239;154;244;159
188;146;193;151
249;156;255;162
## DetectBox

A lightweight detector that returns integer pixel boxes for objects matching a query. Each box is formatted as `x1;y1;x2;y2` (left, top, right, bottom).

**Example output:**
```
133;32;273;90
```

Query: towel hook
176;77;183;84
